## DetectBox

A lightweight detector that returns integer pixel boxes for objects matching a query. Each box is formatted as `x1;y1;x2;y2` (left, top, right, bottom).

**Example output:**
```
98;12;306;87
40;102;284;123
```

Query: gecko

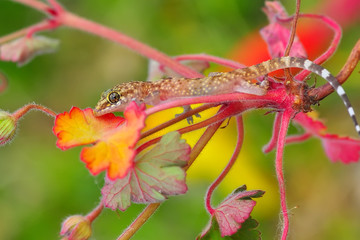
94;56;360;135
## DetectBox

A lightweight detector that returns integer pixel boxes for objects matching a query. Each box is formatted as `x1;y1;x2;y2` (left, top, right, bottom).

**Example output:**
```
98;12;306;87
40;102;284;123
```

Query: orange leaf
53;107;124;150
53;103;146;180
80;102;146;179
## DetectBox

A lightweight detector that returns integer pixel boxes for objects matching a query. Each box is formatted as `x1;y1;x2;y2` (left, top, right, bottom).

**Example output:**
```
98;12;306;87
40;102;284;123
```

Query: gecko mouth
93;100;125;116
93;108;107;116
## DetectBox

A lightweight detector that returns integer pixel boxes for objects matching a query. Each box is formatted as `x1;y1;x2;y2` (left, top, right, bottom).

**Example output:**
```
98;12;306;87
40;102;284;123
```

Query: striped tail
236;56;360;136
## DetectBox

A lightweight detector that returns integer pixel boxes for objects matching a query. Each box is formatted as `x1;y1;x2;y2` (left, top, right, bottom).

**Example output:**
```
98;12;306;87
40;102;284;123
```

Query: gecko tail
294;57;360;136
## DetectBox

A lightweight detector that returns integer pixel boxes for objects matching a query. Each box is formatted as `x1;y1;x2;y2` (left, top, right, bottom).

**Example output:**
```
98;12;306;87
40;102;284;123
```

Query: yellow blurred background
1;0;360;239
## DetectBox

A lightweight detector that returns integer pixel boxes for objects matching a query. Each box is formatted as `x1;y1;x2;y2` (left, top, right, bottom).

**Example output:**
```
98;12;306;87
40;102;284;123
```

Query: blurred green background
1;0;360;239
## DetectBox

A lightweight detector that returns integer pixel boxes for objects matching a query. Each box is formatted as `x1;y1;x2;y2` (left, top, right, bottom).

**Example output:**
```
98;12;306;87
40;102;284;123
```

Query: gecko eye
108;92;121;104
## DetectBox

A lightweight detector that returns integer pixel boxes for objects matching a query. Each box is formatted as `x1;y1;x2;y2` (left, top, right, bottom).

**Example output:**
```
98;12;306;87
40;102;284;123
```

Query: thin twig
117;203;161;240
12;103;57;119
118;121;223;240
140;103;219;139
283;0;301;82
205;116;244;214
0;20;49;44
284;0;301;57
293;14;342;81
85;202;104;223
275;108;294;240
62;13;203;78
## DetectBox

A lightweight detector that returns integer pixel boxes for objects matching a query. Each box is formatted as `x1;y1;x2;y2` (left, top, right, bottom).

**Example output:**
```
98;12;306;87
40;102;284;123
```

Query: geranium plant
1;0;360;239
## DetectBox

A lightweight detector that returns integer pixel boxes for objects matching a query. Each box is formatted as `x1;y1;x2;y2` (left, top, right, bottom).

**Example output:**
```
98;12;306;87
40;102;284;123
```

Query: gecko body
94;56;360;135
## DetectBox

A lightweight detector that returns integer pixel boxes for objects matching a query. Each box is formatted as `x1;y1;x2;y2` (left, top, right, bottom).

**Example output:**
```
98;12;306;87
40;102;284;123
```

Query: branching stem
12;103;57;120
275;109;294;240
205;116;244;214
118;120;224;240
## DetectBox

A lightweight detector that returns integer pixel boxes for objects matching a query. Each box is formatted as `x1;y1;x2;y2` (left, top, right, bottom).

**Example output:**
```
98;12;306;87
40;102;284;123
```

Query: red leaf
260;1;307;58
200;186;264;238
293;112;327;135
321;134;360;163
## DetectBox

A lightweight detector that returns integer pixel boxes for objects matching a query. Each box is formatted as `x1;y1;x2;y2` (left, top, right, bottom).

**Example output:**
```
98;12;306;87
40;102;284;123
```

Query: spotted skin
94;56;360;135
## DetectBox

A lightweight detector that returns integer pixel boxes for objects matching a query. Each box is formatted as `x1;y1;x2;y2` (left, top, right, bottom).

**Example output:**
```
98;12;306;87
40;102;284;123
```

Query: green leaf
102;131;191;211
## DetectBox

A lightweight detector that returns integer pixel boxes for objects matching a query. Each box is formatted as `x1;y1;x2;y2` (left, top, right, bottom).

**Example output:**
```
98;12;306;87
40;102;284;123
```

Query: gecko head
93;86;131;116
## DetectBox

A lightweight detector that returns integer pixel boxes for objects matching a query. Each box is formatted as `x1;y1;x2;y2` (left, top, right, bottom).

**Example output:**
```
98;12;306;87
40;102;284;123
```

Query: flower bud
0;111;16;145
60;215;92;240
0;36;59;66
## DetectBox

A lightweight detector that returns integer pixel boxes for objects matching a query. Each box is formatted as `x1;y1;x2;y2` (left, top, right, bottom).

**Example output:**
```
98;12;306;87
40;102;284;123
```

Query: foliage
1;0;360;239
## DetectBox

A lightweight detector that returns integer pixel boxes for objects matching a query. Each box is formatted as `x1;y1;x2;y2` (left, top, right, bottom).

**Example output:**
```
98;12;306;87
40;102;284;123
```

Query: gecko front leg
175;105;201;124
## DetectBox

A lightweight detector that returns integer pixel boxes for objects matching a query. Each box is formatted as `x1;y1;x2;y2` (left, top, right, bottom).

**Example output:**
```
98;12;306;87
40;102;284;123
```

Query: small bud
0;111;16;145
60;215;92;240
0;36;59;66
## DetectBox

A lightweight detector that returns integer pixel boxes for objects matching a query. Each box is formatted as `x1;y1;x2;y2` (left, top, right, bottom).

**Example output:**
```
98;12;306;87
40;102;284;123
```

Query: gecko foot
175;106;201;124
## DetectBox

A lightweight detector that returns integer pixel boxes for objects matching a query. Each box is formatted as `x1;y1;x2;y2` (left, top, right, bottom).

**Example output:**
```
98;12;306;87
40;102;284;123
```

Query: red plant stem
137;104;230;153
283;0;301;57
13;0;202;78
175;104;239;135
281;14;342;81
48;0;64;13
263;112;283;153
0;21;49;44
205;116;244;214
275;108;294;240
145;89;285;116
173;54;247;69
85;202;104;223
282;0;300;82
12;103;57;120
136;137;161;154
138;101;265;154
140;103;219;139
285;132;312;144
119;121;223;240
61;13;203;78
25;19;61;38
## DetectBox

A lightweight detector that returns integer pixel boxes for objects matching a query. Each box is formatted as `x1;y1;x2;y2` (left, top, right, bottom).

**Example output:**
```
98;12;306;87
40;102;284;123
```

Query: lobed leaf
53;107;124;150
260;1;307;59
200;185;264;238
321;134;360;163
81;102;146;179
293;113;360;163
53;103;146;180
102;131;191;211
